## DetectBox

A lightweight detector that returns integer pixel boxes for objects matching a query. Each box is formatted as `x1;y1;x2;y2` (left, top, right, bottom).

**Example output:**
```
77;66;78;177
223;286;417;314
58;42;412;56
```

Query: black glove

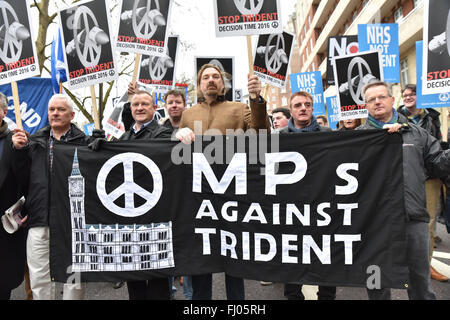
92;129;105;139
88;138;106;151
441;141;449;150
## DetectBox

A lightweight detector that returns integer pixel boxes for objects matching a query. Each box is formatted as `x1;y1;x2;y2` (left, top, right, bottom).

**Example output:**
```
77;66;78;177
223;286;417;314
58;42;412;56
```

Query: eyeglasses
403;93;416;98
366;95;389;105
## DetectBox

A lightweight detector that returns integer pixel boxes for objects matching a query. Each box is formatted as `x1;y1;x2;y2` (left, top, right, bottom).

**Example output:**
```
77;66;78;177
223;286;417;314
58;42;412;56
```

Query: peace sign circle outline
149;45;170;80
265;33;285;74
73;6;102;68
132;0;161;39
0;1;23;64
96;153;163;218
347;57;372;105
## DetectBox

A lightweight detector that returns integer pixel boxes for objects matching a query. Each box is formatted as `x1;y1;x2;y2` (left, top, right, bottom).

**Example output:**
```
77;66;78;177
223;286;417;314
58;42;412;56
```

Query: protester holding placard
0;92;27;300
358;81;450;300
278;91;336;300
11;94;103;300
397;84;448;282
176;63;270;300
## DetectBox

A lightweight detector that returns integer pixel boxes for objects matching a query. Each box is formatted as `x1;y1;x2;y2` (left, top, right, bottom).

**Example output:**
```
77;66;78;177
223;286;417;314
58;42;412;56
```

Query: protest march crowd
1;0;450;302
2;64;450;300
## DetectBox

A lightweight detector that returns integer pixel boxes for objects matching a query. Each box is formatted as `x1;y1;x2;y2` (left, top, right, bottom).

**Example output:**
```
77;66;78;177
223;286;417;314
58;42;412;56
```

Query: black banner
50;131;408;289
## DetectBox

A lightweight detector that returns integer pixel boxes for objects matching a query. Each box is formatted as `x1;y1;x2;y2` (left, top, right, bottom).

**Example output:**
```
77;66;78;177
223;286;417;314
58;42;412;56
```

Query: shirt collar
133;119;153;133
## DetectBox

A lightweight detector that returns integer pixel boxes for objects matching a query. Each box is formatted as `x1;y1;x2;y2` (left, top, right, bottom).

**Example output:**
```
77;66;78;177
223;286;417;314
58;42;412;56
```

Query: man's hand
91;129;105;139
175;127;195;145
128;82;138;96
383;123;402;134
248;74;262;98
12;128;29;149
88;138;106;151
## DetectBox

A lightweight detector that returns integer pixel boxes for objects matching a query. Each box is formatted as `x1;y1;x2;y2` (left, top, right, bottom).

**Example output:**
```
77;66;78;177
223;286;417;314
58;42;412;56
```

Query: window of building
400;59;409;88
282;97;288;107
394;7;403;23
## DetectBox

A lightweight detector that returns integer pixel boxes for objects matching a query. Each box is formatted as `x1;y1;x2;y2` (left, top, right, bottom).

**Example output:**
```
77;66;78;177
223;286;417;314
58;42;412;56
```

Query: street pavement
11;221;450;300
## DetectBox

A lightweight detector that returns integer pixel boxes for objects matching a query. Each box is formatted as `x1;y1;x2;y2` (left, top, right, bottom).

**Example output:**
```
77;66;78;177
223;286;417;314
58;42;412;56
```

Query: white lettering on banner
265;152;308;195
195;200;219;220
255;233;277;262
7;98;42;128
195;228;362;264
191;149;362;265
338;203;359;226
335;234;362;264
282;234;298;263
221;231;238;259
193;153;247;194
195;228;216;255
335;163;359;195
242;203;268;224
295;73;316;88
303;235;331;264
222;201;238;222
367;26;391;45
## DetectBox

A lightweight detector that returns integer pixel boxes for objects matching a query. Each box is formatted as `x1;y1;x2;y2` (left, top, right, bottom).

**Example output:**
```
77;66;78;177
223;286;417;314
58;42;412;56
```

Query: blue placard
0;78;52;133
84;123;95;136
290;71;326;116
416;41;450;109
326;96;340;130
358;23;400;83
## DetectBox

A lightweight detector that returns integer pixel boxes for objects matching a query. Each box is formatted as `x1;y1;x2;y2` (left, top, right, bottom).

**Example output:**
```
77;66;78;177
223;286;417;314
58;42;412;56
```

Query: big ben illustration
69;149;88;272
68;149;175;273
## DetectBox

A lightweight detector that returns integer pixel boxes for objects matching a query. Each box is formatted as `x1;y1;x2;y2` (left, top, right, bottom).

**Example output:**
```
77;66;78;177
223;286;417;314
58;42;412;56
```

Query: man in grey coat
358;81;450;300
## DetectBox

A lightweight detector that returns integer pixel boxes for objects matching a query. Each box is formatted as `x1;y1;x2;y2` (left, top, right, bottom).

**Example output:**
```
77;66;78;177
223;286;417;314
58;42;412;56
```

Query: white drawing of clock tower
68;149;87;272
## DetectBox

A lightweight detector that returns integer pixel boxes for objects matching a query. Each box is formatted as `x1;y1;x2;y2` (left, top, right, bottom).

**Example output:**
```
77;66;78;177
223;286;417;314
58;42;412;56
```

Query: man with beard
175;64;270;300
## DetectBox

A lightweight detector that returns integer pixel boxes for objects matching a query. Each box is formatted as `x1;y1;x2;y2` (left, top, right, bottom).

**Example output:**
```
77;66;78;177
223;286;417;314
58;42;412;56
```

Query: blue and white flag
358;23;400;83
0;78;52;133
416;41;450;109
290;71;326;116
51;29;67;93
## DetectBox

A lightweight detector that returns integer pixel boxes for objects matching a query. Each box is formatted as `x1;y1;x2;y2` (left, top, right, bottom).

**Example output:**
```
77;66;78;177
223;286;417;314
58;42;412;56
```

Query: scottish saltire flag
51;29;67;93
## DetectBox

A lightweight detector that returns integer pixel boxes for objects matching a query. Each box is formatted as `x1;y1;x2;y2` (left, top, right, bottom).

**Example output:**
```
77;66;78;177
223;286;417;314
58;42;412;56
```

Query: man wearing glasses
397;84;447;282
359;81;450;299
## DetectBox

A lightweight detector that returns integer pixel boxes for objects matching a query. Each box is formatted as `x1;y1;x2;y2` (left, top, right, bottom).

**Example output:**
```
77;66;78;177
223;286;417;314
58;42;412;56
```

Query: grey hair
362;81;393;99
48;94;74;112
0;92;7;111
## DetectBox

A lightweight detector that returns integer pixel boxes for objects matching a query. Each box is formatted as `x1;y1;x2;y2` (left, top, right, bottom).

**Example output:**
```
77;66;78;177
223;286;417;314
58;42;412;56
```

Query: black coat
14;124;89;228
120;120;172;141
0;130;27;291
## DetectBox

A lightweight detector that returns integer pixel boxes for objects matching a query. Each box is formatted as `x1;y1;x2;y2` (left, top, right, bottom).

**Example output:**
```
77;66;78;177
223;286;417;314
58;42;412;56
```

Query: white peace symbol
73;6;102;68
132;0;161;39
0;1;23;64
347;57;372;105
265;34;286;74
233;0;264;15
96;153;163;218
